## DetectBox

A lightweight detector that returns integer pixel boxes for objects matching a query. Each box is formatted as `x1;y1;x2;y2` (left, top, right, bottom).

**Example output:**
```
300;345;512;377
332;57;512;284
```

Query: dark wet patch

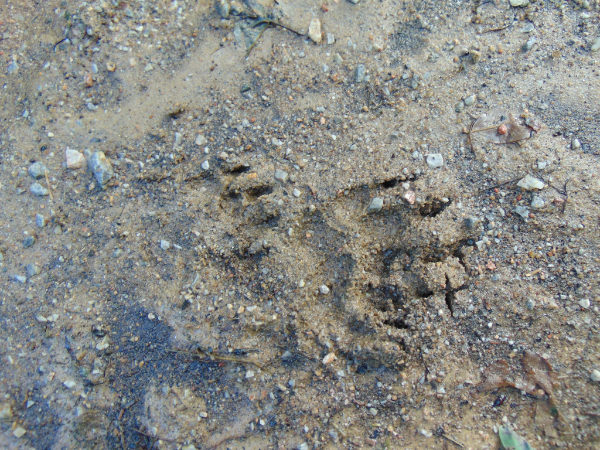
103;304;255;448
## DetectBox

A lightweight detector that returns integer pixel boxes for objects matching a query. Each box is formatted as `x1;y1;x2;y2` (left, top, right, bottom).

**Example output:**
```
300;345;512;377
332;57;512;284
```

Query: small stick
440;433;465;448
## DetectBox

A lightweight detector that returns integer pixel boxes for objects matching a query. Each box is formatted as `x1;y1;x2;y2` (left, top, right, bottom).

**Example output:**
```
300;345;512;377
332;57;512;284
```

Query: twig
440;433;465;448
481;24;510;34
169;348;265;370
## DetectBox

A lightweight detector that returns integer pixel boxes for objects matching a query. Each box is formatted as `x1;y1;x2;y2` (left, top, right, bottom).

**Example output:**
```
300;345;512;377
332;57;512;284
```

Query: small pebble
0;402;12;420
160;240;171;250
591;369;600;382
274;169;289;183
531;196;545;209
322;352;336;364
426;153;444;169
403;191;416;205
36;214;46;228
522;36;537;52
26;264;40;278
13;427;26;438
354;64;366;83
88;151;114;187
369;408;378;416
308;18;322;44
571;138;581;150
326;32;335;45
23;236;36;248
591;37;600;52
319;284;330;295
28;161;47;179
517;174;545;190
292;188;301;198
245;370;255;379
7;61;18;75
514;205;530;219
30;182;49;196
195;134;207;146
463;94;476;106
66;148;85;169
63;380;77;389
579;298;590;309
368;197;383;212
13;275;27;283
201;160;210;170
216;0;230;18
455;101;465;112
510;0;529;6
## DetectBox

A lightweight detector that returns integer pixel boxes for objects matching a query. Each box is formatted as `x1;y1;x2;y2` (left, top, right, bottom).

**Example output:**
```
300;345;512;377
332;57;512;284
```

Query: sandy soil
1;0;599;448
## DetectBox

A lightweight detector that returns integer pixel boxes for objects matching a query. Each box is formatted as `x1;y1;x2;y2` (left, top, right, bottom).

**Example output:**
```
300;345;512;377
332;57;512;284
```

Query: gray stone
195;134;207;146
13;275;27;283
522;36;537;52
319;285;330;295
30;183;49;196
368;197;383;212
591;369;600;382
354;64;366;83
274;169;289;183
347;0;360;3
36;214;46;228
514;205;530;219
510;0;529;6
7;61;18;75
65;148;85;169
160;240;171;250
308;18;322;44
326;32;335;45
88;151;114;187
216;0;230;18
579;298;590;309
591;37;600;52
521;23;535;33
426;153;444;169
517;175;545;190
28;162;47;179
201;160;210;170
26;264;40;278
531;196;545;209
23;236;35;248
571;138;581;150
463;94;476;106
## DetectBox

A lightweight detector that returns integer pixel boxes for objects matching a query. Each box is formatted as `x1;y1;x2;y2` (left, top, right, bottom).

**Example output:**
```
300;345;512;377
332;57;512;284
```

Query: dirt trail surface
1;0;600;448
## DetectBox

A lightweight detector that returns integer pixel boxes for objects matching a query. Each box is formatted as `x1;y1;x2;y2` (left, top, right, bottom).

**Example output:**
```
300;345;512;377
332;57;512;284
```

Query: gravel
23;236;36;248
30;182;49;196
368;197;383;212
28;162;47;179
354;64;366;83
195;134;207;146
426;153;444;169
35;214;45;228
319;285;330;295
517;175;545;190
274;169;289;183
88;151;114;187
308;18;322;44
65;148;85;169
26;264;40;278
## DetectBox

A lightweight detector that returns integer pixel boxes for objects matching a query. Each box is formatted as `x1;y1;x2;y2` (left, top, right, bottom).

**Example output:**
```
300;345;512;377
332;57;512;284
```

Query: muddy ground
1;0;599;448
